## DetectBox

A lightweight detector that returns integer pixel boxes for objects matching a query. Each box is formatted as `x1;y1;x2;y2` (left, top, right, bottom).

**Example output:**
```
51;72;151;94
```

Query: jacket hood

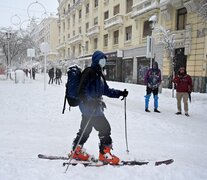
91;50;107;67
152;61;158;69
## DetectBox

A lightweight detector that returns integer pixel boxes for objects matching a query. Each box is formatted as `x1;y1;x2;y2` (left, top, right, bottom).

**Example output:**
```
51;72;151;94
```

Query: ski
38;154;174;167
38;154;69;160
62;159;174;167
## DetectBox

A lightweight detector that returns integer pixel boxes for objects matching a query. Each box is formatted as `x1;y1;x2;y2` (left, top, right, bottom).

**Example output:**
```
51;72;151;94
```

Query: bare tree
0;29;36;78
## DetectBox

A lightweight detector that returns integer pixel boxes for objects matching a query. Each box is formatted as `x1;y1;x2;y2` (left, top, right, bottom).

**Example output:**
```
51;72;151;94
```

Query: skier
173;67;192;116
68;50;128;165
144;61;161;113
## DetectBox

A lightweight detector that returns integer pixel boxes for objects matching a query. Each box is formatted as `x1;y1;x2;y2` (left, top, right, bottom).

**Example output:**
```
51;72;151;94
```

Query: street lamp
40;42;49;91
5;32;12;79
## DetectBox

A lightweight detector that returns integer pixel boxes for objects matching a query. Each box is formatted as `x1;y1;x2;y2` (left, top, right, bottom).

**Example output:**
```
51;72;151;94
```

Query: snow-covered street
0;74;207;180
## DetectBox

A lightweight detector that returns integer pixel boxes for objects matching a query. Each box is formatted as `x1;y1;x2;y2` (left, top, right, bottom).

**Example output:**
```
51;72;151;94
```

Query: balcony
56;42;66;50
131;0;159;19
171;25;192;54
104;15;123;30
68;34;82;45
86;25;100;38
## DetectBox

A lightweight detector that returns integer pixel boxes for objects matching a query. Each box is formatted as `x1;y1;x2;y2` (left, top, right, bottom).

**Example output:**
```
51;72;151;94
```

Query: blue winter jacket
78;51;122;117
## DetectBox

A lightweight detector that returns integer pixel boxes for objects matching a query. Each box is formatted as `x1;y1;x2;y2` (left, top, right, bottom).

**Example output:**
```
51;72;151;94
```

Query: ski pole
65;108;97;173
124;97;129;153
62;95;67;114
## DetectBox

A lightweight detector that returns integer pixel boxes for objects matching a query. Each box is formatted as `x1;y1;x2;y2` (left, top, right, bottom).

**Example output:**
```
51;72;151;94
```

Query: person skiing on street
173;67;192;116
144;61;161;113
68;50;128;165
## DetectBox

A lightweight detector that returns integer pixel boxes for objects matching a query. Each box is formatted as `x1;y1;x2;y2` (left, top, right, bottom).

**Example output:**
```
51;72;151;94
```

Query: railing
104;14;123;30
68;34;82;44
131;0;159;18
86;25;100;37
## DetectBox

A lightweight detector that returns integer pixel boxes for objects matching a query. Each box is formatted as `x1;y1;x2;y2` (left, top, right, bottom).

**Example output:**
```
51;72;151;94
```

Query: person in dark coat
68;50;128;165
144;61;161;113
173;67;192;116
32;68;36;80
48;68;54;84
55;68;61;85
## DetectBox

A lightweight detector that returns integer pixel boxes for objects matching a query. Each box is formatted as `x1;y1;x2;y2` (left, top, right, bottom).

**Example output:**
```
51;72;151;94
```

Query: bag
62;65;82;113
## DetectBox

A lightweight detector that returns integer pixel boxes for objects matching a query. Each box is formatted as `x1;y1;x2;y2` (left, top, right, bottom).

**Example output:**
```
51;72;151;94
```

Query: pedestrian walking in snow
173;67;192;116
48;68;54;84
144;61;161;113
68;50;128;165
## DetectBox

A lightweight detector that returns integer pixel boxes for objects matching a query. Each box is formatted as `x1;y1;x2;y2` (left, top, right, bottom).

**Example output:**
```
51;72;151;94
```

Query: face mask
99;58;106;68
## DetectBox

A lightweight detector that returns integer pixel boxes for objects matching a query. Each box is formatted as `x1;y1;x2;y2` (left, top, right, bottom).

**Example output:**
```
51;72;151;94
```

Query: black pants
48;77;53;84
73;115;112;153
146;86;158;96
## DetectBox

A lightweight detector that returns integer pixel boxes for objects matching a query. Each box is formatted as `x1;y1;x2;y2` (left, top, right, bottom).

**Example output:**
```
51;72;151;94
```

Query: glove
121;89;128;98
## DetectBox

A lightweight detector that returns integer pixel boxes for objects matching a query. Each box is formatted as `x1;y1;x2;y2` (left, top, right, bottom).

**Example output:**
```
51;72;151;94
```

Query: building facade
57;0;207;93
30;16;59;64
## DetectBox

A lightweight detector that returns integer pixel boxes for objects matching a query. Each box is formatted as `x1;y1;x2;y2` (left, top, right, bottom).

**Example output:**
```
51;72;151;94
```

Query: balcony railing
171;25;192;54
104;14;123;30
68;34;82;44
86;25;100;37
131;0;159;18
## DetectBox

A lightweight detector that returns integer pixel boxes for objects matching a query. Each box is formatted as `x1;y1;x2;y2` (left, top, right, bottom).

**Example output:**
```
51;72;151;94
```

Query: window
79;44;81;55
79;9;82;19
79;27;82;34
94;0;98;8
104;34;108;47
67;18;70;29
114;4;120;15
86;3;89;14
125;26;132;41
113;30;119;44
72;46;75;57
104;11;109;20
143;20;151;37
73;30;75;36
85;41;89;52
73;14;75;25
126;0;133;13
85;22;89;32
177;8;187;30
94;38;98;49
94;17;98;25
68;48;70;57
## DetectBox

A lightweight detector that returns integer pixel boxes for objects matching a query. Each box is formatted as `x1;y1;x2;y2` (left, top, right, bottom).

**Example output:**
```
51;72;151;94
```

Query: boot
99;146;120;165
69;145;90;161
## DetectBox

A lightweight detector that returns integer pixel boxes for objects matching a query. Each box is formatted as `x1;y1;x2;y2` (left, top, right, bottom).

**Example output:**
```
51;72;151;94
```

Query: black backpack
62;65;82;113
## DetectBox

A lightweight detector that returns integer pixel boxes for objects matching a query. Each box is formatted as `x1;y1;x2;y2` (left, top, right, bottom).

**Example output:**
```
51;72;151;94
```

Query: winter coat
173;72;192;93
48;68;54;78
144;62;161;89
78;51;122;117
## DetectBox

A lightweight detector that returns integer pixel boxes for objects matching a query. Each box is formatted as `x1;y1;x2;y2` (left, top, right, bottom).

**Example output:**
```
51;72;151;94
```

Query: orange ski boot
69;145;90;161
99;146;120;165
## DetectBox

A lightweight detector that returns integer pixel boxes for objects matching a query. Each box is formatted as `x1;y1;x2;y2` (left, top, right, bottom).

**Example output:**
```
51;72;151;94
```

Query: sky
0;73;207;179
0;0;59;29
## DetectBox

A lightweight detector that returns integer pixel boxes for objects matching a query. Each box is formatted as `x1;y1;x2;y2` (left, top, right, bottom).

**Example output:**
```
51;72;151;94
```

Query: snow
0;74;207;180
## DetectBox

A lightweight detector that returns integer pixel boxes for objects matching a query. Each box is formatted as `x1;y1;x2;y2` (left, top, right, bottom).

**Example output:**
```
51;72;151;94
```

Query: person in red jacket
173;67;192;116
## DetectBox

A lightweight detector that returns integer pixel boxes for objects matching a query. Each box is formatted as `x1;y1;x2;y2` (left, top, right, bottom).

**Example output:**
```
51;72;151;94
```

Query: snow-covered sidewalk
0;74;207;180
